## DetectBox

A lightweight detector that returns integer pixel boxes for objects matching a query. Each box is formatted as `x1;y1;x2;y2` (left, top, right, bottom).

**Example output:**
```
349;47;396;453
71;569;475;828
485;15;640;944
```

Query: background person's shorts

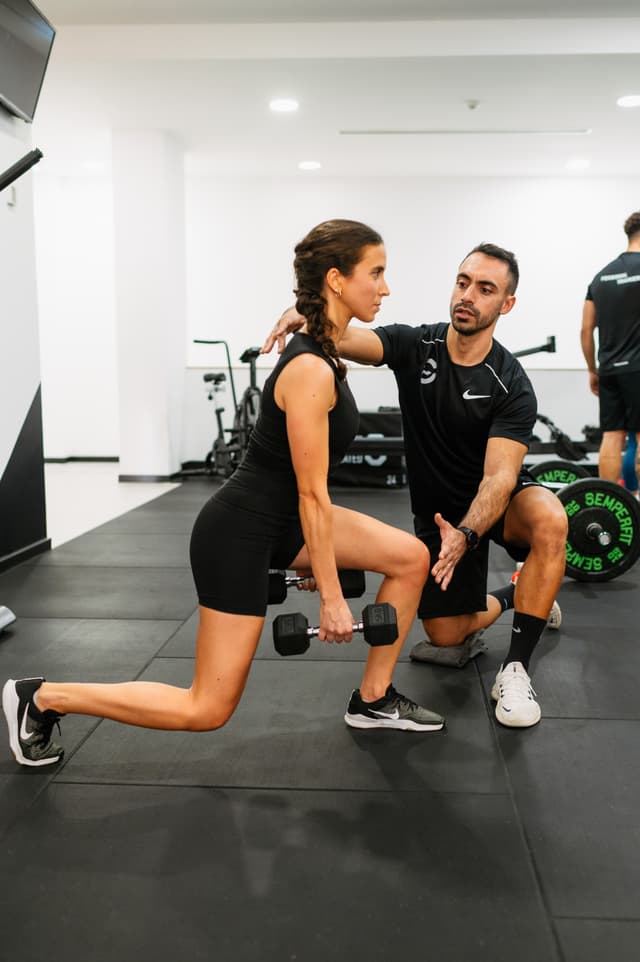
599;371;640;433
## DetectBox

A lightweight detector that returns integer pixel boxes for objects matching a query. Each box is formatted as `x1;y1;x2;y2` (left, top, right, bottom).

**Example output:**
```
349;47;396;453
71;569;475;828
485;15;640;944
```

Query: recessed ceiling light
269;98;299;113
617;95;640;108
565;157;591;172
298;160;321;171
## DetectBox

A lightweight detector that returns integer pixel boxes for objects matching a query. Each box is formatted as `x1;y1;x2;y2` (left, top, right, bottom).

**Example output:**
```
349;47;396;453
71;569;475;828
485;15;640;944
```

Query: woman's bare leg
289;505;430;702
35;607;263;731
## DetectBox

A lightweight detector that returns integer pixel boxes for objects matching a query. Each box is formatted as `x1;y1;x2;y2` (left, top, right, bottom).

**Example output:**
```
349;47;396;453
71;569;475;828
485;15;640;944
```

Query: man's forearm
458;474;516;537
581;335;597;372
581;301;598;372
337;325;385;365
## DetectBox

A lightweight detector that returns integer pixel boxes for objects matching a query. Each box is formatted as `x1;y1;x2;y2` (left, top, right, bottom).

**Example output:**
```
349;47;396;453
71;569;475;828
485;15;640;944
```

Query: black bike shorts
599;371;640;433
189;494;304;616
414;470;539;620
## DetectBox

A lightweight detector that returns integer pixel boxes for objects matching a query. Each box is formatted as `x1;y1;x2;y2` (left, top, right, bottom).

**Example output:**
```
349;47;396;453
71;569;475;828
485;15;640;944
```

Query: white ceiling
29;2;640;178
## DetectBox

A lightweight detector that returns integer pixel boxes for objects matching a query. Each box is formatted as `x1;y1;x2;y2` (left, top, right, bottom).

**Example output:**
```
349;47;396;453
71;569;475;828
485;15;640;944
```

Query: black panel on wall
0;385;49;568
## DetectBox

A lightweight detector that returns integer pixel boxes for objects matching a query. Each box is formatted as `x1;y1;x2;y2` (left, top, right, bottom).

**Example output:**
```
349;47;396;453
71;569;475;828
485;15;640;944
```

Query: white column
112;131;186;480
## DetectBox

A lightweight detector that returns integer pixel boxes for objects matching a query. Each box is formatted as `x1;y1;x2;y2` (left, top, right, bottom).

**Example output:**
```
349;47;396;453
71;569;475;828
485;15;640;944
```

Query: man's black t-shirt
586;251;640;375
375;322;537;525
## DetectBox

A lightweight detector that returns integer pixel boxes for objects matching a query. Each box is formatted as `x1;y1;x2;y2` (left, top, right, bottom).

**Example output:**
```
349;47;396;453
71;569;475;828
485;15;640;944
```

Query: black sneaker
344;684;445;732
2;677;64;766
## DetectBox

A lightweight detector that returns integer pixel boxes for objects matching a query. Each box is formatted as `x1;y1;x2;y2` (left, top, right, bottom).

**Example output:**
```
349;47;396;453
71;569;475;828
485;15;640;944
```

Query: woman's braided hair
293;219;383;380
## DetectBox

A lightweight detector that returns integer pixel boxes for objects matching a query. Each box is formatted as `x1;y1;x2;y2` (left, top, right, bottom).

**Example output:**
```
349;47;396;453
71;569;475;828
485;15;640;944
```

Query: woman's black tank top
215;333;360;517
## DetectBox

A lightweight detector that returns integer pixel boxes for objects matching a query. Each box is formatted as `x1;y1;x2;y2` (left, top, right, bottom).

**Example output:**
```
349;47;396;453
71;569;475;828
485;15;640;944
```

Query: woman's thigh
289;504;428;578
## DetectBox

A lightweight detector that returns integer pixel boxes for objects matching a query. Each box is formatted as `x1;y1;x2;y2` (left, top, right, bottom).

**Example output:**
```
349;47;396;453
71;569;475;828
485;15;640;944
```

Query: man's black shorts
414;470;540;620
599;371;640;433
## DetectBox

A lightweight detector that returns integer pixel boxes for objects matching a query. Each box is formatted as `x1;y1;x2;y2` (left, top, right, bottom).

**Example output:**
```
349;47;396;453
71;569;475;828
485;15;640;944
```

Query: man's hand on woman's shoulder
261;306;305;355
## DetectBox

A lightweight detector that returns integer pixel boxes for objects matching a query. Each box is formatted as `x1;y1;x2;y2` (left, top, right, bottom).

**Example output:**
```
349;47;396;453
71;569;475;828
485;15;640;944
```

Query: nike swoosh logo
20;706;36;741
462;389;491;400
512;627;521;633
371;709;400;720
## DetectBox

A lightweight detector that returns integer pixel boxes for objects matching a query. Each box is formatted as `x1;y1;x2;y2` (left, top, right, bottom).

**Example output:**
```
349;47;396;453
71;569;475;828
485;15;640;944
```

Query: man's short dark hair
624;212;640;240
464;242;519;294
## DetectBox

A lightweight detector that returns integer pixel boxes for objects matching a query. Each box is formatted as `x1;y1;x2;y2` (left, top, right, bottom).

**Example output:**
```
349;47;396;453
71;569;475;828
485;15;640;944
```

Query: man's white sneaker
491;661;541;728
546;599;562;630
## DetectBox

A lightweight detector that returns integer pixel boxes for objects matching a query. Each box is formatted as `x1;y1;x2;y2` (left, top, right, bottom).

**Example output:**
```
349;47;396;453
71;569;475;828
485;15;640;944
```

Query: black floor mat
1;480;639;960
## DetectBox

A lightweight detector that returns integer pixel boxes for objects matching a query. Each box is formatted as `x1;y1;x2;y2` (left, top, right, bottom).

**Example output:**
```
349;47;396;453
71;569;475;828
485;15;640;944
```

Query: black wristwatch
457;526;479;551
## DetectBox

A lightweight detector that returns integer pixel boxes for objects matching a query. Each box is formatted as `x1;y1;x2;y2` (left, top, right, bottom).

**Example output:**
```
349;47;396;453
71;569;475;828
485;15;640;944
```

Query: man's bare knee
422;617;469;647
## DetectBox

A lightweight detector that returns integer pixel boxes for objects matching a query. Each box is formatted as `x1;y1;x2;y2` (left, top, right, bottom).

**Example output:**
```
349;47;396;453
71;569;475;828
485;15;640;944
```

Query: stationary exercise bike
188;340;262;479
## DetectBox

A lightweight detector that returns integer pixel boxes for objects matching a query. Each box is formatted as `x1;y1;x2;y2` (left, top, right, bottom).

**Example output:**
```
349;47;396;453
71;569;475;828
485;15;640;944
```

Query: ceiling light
269;98;299;113
298;161;321;171
565;157;591;172
617;95;640;108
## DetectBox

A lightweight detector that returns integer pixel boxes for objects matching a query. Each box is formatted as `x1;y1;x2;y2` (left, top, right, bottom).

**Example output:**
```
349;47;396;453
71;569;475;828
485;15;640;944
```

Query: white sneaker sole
344;712;445;732
2;679;62;767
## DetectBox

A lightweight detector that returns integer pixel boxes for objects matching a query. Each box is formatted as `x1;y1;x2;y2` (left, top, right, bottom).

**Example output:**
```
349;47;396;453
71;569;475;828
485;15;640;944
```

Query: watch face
459;526;478;549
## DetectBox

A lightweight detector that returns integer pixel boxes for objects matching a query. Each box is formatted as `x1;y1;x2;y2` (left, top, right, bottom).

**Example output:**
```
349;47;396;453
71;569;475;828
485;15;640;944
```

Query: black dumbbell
273;602;398;656
267;568;365;605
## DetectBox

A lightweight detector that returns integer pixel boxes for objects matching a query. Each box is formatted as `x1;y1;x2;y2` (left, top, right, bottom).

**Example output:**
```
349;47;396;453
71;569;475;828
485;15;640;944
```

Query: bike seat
240;347;261;363
203;372;226;384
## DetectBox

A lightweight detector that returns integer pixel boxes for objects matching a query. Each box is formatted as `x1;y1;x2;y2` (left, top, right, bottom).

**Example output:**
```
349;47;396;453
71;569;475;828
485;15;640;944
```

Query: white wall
33;169;636;464
185;174;639;367
34;172;118;458
112;131;187;480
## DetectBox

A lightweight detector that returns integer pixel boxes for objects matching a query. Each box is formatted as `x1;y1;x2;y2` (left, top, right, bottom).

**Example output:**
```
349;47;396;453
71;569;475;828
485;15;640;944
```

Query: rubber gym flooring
0;479;638;962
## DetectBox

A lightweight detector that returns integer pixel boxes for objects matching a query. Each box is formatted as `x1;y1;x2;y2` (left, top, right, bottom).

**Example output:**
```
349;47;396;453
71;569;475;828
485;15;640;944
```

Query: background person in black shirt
265;244;568;729
581;211;640;484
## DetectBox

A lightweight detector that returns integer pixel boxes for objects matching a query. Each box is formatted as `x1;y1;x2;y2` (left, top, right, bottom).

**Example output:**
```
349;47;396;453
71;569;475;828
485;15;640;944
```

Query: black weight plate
532;459;591;491
557;478;640;582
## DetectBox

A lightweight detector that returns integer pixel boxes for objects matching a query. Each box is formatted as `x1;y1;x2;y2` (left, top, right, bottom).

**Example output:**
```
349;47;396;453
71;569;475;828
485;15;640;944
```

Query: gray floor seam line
0;777;61;840
45;638;171;776
1;616;193;623
475;659;566;962
47;779;513;796
552;915;640;923
158;618;196;650
32;564;191;569
48;717;106;776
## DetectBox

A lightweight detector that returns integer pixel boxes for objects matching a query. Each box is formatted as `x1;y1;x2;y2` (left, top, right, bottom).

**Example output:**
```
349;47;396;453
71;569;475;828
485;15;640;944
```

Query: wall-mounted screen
0;1;55;123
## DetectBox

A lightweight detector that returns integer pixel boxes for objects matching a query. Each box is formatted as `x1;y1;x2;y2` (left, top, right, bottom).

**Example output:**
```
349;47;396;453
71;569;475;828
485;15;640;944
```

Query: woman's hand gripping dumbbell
272;603;398;656
267;568;365;605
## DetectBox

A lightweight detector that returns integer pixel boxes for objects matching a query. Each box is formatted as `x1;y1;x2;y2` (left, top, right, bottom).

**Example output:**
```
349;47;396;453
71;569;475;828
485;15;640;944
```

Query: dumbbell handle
285;574;316;589
267;568;365;605
284;570;363;591
303;620;367;638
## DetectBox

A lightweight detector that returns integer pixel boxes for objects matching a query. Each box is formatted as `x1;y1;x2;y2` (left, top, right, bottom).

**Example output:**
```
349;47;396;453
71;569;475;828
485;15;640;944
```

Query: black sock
503;611;547;671
488;582;515;613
